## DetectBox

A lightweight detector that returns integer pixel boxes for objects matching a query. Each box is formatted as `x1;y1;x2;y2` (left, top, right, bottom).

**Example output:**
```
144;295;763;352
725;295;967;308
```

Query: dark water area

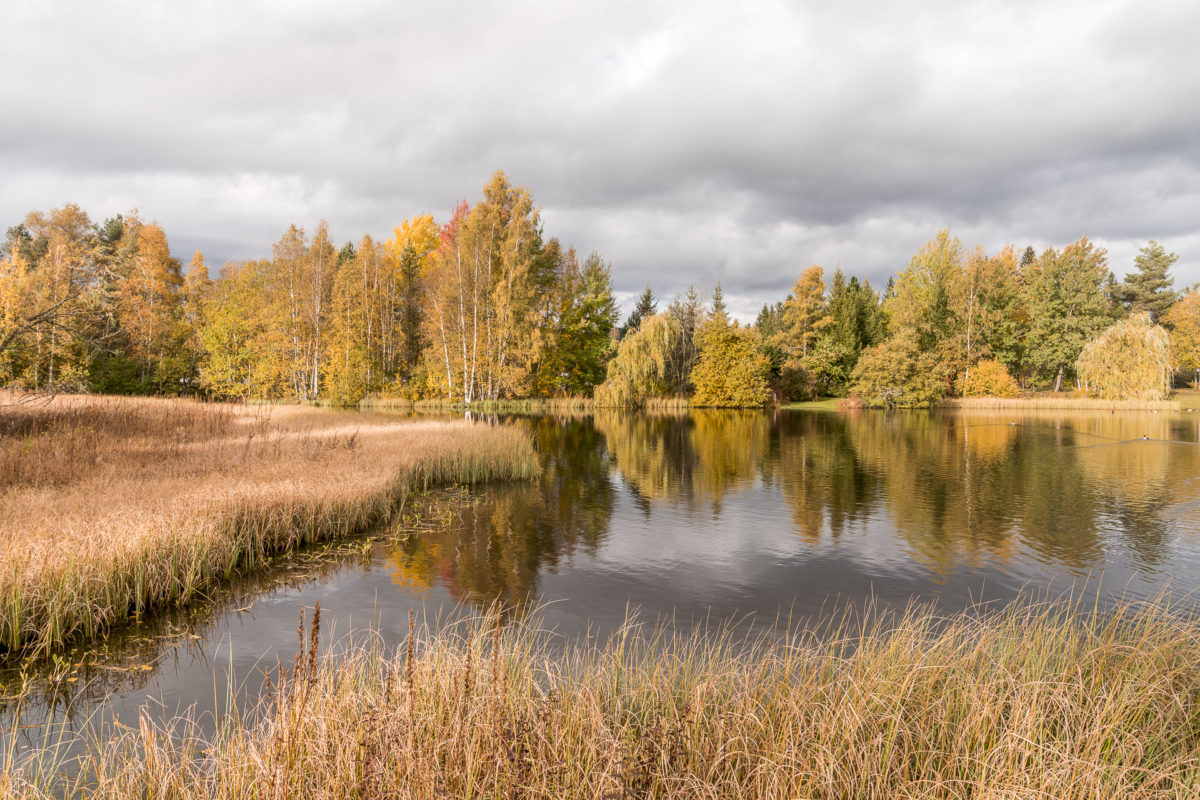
6;407;1200;750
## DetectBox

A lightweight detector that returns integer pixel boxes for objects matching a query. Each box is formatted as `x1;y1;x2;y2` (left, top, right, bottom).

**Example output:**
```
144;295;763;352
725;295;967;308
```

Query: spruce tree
622;285;656;337
711;282;728;317
1116;240;1180;322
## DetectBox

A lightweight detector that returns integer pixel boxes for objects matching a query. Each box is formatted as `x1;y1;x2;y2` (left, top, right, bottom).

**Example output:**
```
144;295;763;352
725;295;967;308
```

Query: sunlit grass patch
0;393;536;657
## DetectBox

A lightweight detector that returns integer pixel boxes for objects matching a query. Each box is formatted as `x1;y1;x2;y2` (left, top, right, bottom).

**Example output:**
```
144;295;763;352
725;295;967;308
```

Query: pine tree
711;282;728;317
1115;240;1180;322
623;286;657;336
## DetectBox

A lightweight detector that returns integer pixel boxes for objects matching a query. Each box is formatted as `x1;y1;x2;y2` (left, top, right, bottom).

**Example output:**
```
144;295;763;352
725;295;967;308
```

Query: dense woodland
2;171;1196;407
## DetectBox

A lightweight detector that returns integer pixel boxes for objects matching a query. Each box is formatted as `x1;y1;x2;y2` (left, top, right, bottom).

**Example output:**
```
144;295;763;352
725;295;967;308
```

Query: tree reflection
592;410;770;515
387;417;615;606
764;411;880;541
389;408;1200;604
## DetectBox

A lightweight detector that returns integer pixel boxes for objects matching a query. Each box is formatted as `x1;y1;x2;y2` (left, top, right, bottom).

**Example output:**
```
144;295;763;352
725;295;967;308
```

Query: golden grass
8;597;1200;798
941;396;1181;411
0;393;536;657
358;396;596;413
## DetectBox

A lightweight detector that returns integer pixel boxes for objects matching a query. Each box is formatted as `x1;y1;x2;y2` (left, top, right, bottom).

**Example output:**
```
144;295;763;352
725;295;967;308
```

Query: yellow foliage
1076;312;1171;400
955;359;1019;397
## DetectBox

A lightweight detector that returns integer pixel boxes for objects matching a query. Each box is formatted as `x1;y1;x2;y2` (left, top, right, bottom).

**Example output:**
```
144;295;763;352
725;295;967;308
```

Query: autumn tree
594;313;679;407
323;235;383;404
690;315;771;407
950;245;1023;394
198;261;274;399
111;219;188;393
0;205;100;389
887;230;963;386
1023;237;1115;391
771;264;832;370
1076;312;1171;400
177;252;211;391
664;285;704;395
386;213;439;384
422;172;546;402
1164;289;1200;386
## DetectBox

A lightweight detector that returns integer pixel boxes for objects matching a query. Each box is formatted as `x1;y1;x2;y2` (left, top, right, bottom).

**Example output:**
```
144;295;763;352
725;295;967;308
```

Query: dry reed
358;396;595;414
0;393;536;657
940;396;1181;411
8;596;1200;798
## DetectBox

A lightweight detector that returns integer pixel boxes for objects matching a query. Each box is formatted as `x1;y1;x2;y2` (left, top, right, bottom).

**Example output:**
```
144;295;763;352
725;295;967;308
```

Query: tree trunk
1053;364;1064;393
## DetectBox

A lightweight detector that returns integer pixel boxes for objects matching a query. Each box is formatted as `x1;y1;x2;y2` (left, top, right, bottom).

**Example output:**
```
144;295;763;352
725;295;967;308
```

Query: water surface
7;407;1200;746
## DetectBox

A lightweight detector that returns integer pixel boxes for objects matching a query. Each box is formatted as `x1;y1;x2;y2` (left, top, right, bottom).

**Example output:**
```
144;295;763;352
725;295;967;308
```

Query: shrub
955;359;1019;397
690;320;771;408
849;334;944;408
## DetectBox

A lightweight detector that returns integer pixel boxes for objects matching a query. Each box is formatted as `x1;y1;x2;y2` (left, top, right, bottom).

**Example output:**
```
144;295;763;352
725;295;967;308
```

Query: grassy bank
0;394;536;657
780;397;842;410
358;396;595;414
941;396;1182;411
7;598;1200;798
359;396;698;414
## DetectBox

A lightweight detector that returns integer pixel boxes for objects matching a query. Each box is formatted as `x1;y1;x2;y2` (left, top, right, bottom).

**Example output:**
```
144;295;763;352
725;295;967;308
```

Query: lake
6;406;1200;746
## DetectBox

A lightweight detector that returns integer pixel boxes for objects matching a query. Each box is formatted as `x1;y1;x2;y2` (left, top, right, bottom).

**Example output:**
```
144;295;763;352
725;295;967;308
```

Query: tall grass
0;394;536;657
358;396;595;414
9;597;1200;798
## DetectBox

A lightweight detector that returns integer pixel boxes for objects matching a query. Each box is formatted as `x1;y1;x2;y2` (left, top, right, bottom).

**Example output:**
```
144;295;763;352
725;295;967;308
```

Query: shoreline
0;396;537;658
7;598;1199;798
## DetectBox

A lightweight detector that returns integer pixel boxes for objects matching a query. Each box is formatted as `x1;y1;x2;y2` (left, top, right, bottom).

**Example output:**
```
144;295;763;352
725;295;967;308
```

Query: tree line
2;172;1195;407
0;172;620;403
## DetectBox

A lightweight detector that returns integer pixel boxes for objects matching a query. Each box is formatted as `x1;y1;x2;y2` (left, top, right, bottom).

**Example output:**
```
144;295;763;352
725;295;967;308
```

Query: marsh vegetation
0;393;535;656
7;598;1200;798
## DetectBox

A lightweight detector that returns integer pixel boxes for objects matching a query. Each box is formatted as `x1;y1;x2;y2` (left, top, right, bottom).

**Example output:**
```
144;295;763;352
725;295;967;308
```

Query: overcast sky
3;1;1198;320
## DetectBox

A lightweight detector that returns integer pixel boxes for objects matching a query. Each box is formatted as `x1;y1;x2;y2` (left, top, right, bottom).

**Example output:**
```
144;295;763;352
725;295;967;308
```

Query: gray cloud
2;0;1197;321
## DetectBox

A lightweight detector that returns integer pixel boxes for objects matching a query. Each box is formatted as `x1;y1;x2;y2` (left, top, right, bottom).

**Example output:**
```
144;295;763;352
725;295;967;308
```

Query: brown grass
7;597;1200;798
358;396;596;413
0;393;536;657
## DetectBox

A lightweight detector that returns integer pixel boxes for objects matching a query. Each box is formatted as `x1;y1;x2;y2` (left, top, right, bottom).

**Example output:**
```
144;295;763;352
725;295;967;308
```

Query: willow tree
1076;312;1171;400
593;312;678;407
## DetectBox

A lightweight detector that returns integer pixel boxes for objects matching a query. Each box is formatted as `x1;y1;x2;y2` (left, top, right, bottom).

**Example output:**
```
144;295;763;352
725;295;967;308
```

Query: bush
690;320;771;408
850;334;944;408
955;359;1019;397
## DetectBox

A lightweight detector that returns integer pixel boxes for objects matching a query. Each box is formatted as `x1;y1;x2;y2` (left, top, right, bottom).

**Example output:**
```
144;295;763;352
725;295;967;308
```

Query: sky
2;0;1198;321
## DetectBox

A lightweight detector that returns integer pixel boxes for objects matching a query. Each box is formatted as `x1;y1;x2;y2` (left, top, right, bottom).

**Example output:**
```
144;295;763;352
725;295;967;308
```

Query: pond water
6;407;1200;748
